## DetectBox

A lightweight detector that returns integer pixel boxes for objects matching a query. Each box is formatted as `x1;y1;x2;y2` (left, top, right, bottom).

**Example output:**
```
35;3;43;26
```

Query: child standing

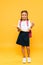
16;10;34;63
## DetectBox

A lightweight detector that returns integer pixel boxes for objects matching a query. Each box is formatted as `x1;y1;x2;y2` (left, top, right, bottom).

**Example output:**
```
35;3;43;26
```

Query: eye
24;14;27;16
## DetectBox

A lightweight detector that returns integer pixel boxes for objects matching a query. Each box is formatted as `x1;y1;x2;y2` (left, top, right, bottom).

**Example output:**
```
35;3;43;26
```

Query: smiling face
21;11;28;21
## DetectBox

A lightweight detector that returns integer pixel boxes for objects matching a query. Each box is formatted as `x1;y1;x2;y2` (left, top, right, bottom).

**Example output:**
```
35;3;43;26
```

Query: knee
26;46;30;49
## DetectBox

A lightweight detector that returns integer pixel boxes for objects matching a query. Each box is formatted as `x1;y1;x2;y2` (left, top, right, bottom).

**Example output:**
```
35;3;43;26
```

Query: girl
16;10;34;63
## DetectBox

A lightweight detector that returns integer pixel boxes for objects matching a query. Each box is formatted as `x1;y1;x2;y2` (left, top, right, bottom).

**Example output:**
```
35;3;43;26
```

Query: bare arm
17;27;23;32
31;22;34;28
28;22;34;32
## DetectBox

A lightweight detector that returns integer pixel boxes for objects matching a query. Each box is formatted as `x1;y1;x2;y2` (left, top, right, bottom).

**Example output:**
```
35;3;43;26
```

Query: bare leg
26;46;30;57
21;46;26;57
26;46;31;63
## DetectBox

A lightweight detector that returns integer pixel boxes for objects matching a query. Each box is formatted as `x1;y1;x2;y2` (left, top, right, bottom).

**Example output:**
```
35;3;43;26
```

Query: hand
26;29;30;32
32;22;34;26
17;27;21;31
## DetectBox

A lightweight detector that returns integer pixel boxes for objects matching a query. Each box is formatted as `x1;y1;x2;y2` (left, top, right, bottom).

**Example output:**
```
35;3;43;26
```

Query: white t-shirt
17;20;32;32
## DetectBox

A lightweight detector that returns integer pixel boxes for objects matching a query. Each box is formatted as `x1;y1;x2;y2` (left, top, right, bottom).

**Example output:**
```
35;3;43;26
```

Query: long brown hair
20;10;29;21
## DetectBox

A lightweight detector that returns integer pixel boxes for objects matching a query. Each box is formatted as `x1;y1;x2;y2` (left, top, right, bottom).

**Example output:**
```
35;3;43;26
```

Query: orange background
0;0;43;47
0;0;43;65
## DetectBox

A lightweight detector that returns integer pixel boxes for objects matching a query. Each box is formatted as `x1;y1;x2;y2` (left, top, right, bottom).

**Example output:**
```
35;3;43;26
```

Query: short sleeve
17;20;20;29
28;20;32;29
